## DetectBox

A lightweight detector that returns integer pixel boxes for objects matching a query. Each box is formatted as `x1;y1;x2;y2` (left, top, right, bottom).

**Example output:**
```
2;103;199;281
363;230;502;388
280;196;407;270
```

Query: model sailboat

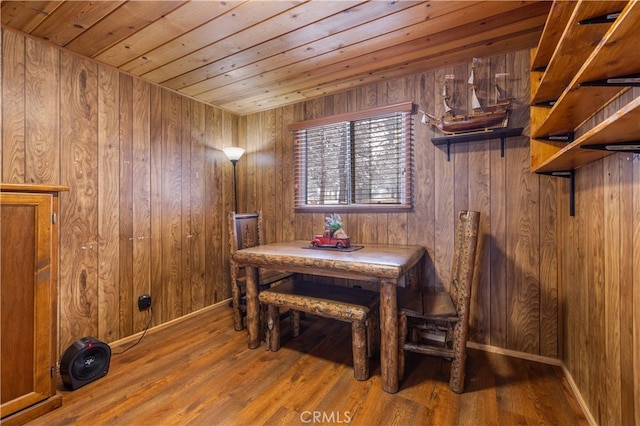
421;65;512;135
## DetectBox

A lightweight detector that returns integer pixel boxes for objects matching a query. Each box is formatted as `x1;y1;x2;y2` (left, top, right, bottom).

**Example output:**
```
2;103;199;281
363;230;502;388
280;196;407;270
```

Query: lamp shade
222;147;245;162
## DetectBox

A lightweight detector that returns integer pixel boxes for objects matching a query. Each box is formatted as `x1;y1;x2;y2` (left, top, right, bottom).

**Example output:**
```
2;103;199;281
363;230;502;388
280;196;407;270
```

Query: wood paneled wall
1;28;237;354
3;27;638;423
558;86;640;426
240;49;561;358
4;30;559;359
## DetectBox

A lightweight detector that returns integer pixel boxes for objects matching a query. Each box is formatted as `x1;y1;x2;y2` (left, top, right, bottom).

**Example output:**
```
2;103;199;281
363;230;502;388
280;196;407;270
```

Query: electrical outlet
138;294;152;311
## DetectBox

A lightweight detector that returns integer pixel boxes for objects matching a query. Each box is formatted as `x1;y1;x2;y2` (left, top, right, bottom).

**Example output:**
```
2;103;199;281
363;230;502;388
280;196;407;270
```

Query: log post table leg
246;266;260;349
380;278;399;393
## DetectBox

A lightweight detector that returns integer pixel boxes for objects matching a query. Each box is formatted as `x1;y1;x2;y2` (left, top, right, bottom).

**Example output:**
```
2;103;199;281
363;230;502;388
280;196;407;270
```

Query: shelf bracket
537;132;574;143
578;11;621;25
533;100;557;107
443;137;503;161
579;73;640;87
431;127;523;162
581;141;640;152
538;170;575;216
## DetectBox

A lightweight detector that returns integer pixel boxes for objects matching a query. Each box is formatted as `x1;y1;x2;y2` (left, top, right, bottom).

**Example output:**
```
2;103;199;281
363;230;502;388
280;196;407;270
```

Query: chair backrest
228;211;265;257
229;211;267;287
449;210;480;322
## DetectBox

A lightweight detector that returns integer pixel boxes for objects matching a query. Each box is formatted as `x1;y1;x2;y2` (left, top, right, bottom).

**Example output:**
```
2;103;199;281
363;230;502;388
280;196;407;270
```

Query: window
290;102;414;211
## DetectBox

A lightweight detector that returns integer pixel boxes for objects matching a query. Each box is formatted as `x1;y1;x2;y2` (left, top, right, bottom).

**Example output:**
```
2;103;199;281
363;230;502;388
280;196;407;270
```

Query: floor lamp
222;147;245;212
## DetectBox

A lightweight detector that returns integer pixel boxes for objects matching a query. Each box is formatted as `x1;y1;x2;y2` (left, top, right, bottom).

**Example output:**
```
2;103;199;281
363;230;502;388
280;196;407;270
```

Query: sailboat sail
469;67;482;111
471;88;482;111
444;99;452;113
443;82;452;114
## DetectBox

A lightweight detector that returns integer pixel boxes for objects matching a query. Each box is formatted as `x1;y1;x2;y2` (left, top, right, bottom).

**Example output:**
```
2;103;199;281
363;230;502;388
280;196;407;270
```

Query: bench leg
367;310;380;357
398;312;407;381
265;305;281;352
352;320;369;381
259;303;268;341
290;310;300;337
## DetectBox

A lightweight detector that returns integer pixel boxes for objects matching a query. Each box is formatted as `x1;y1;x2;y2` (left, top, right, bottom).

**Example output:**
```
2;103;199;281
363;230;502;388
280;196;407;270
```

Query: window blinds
291;103;413;210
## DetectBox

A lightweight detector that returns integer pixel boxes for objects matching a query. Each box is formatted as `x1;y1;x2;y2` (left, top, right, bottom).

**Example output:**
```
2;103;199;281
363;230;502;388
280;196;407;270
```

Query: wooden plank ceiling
1;0;551;115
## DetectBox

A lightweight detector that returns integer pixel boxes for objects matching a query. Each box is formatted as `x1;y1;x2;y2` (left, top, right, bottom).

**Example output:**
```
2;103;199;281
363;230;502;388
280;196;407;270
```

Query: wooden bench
259;280;380;381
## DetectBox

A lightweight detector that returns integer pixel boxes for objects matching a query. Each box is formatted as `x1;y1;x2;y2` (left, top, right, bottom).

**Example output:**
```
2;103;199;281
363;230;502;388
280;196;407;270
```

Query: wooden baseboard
467;341;563;366
559;363;597;426
108;299;230;348
468;341;596;426
1;393;63;426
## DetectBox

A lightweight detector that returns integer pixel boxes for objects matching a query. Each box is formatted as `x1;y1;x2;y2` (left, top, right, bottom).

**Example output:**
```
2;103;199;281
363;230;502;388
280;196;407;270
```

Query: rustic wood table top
232;240;425;280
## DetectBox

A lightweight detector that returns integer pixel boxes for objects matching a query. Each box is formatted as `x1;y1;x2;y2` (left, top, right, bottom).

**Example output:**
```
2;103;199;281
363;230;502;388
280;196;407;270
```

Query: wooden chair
398;210;480;393
228;211;293;331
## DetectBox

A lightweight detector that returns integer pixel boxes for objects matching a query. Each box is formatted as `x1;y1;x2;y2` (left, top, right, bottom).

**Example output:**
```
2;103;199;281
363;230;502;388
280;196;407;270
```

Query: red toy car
311;230;351;249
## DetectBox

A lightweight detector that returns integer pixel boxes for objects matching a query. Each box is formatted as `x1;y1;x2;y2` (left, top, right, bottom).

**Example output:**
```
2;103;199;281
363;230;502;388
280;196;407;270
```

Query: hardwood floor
32;304;588;426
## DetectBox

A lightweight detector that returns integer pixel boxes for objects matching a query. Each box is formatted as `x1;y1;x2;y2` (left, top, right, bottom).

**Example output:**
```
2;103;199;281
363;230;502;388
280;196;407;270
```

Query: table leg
246;266;260;349
380;279;399;393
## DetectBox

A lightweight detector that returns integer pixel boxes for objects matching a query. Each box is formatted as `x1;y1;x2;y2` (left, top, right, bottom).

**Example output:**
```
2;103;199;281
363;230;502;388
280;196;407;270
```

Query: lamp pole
231;158;239;212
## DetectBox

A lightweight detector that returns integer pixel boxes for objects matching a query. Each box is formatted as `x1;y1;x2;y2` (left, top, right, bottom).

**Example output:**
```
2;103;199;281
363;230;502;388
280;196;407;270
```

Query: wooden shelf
530;0;640;174
530;1;576;72
431;127;523;161
533;96;640;173
432;127;523;145
533;1;640;138
530;1;622;105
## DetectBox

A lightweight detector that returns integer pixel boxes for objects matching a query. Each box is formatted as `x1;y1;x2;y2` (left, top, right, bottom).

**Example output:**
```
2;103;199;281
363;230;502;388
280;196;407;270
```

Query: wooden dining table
232;240;426;394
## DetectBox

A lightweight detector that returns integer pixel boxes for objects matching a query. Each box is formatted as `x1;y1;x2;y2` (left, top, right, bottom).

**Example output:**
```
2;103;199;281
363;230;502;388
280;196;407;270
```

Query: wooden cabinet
530;0;640;173
1;184;67;425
